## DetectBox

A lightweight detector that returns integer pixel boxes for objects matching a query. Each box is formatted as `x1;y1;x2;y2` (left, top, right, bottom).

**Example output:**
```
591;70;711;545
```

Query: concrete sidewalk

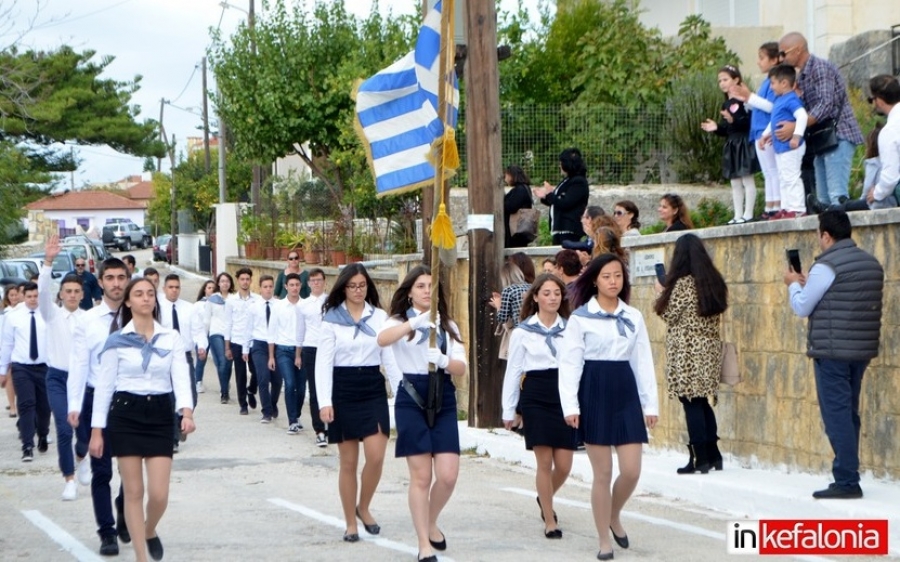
460;424;900;557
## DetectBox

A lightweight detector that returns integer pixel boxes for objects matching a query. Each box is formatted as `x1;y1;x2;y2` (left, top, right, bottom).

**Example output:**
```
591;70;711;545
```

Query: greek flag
354;0;459;197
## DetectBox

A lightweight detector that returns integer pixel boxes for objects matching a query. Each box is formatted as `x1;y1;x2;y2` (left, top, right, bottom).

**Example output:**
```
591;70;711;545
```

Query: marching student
225;268;259;413
297;268;328;447
191;280;216;394
38;235;88;500
316;264;400;543
268;273;305;434
208;273;235;403
246;275;280;423
377;266;466;562
90;277;195;562
502;273;576;538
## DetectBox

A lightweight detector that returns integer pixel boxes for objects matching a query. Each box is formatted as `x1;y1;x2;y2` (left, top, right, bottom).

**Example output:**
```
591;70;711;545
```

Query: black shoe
429;532;446;551
220;395;229;404
21;448;33;462
37;435;48;453
544;528;563;539
147;536;163;561
610;527;629;549
418;555;438;562
239;408;249;415
597;551;614;560
99;535;119;556
117;509;131;544
356;507;380;535
536;496;558;523
812;483;863;499
677;444;710;474
807;193;827;214
247;393;257;409
342;532;360;542
838;195;849;204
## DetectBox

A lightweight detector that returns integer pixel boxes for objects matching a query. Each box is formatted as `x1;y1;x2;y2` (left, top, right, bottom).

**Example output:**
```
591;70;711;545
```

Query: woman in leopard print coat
654;234;729;474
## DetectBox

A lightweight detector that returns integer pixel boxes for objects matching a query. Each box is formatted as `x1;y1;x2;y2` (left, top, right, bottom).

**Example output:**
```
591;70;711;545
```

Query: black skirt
328;366;389;444
722;133;761;179
395;373;460;457
107;391;174;458
520;369;577;451
578;360;648;446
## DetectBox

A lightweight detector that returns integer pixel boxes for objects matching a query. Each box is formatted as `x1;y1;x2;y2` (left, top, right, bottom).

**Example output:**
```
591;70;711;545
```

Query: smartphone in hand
786;249;802;273
654;263;666;285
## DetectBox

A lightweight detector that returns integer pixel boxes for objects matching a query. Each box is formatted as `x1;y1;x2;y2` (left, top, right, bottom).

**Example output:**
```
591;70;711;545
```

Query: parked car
153;234;172;263
64;235;111;261
28;250;78;278
1;259;40;281
102;221;151;251
6;258;61;297
60;241;102;274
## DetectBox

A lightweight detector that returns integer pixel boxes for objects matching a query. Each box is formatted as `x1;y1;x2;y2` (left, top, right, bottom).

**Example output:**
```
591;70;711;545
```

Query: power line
33;0;137;31
170;63;199;104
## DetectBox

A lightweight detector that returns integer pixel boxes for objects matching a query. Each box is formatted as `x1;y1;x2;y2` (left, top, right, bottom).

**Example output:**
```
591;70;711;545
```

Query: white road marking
21;510;104;562
268;498;456;562
501;487;838;562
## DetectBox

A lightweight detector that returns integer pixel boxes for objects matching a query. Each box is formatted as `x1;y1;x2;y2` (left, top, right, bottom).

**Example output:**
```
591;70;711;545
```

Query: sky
7;0;536;190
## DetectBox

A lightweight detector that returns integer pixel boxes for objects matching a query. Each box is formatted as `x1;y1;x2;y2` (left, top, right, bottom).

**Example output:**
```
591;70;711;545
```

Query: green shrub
691;197;731;228
666;71;724;183
535;215;553;246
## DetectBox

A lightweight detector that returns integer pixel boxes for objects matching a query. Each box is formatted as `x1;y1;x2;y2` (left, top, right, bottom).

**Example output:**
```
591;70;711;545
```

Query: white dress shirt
159;297;204;351
208;294;229;337
379;313;466;393
315;302;401;410
268;298;303;347
501;314;564;421
91;321;192;428
873;104;900;202
38;264;85;371
557;298;658;418
0;305;48;372
297;293;327;348
225;291;259;346
190;299;211;351
67;302;117;413
247;297;277;344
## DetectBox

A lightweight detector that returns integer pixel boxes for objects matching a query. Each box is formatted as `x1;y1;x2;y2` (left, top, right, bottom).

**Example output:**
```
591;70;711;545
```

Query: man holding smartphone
783;210;883;499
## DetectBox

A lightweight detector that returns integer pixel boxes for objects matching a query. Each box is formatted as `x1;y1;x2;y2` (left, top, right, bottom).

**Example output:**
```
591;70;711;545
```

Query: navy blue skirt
520;369;577;451
578;360;648;446
328;366;389;444
395;373;460;457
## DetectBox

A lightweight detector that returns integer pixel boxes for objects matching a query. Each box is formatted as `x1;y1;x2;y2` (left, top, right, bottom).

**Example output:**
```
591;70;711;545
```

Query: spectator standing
701;65;760;224
654;234;728;474
864;75;900;209
784;210;882;499
777;32;864;205
274;250;310;299
612;201;641;237
532;148;590;245
69;257;102;310
657;194;693;232
503;164;535;248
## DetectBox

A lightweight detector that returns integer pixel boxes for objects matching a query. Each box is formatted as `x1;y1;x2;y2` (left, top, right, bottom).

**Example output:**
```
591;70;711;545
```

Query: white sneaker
286;424;300;435
76;457;91;486
62;480;77;501
196;381;205;394
315;432;327;448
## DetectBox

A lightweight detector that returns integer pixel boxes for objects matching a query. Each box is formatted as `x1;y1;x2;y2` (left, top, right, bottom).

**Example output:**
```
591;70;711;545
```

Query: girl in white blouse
377;266;466;562
89;278;195;562
558;254;659;561
316;264;400;543
502;273;576;540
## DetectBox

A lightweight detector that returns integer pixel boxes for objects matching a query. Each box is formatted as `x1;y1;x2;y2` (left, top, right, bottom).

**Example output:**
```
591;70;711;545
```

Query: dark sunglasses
867;97;875;104
287;256;299;261
75;263;86;267
613;210;625;216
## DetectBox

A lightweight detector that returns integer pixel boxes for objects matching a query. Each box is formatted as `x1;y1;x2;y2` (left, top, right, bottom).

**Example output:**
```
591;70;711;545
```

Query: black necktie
172;304;180;333
265;301;271;326
29;311;38;361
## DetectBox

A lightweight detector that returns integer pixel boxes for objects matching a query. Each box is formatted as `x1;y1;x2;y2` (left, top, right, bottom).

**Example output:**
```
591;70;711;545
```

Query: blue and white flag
354;0;459;197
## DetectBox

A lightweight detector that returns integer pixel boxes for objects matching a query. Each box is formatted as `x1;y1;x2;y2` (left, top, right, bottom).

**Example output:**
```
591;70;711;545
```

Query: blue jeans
46;367;80;477
813;358;867;486
208;334;232;399
195;344;207;383
250;341;281;418
814;139;855;204
276;345;306;425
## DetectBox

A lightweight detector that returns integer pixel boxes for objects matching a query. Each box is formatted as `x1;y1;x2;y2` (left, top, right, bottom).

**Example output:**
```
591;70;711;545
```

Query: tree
208;0;416;200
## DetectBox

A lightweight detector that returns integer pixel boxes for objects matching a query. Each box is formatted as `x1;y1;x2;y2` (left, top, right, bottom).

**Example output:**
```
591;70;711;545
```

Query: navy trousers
11;363;50;452
813;358;867;486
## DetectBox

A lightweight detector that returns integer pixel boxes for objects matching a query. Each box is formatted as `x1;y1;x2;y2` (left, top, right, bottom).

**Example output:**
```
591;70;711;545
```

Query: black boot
677;444;710;474
707;440;723;471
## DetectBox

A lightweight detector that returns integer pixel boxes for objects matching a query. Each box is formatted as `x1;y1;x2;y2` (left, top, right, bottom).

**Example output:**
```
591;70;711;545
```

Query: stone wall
829;30;896;91
229;207;900;479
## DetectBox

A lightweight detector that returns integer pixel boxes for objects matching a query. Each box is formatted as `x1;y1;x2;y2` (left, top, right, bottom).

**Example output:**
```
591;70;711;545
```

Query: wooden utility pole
157;98;165;174
202;57;211;173
217;89;227;204
465;0;504;427
168;134;178;265
248;0;261;215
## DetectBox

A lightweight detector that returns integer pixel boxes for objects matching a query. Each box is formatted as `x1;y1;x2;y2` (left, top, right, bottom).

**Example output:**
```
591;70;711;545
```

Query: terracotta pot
330;250;347;266
245;241;261;259
305;250;321;265
265;247;276;260
279;247;291;260
348;254;363;263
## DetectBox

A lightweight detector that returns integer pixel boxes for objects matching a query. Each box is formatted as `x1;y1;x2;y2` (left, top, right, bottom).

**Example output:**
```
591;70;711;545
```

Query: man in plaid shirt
774;32;863;206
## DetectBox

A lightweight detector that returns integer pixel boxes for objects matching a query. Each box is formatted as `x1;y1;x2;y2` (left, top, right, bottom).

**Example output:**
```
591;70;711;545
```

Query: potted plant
305;228;324;265
275;230;298;260
240;212;263;259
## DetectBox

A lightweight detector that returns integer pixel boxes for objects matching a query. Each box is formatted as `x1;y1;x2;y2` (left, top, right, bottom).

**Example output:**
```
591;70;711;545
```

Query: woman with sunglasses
274;251;310;299
612;201;642;237
316;264;401;544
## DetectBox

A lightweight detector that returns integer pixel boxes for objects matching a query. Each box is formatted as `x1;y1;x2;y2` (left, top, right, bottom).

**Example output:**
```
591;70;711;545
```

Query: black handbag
805;118;839;155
